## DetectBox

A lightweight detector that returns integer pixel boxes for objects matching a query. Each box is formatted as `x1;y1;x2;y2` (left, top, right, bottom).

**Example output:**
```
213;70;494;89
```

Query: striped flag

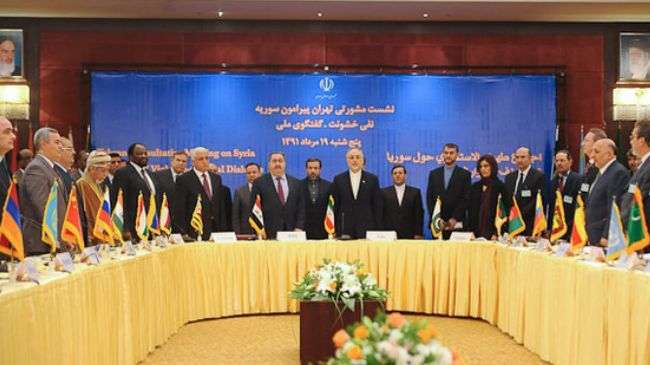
248;194;265;236
430;196;443;239
626;185;650;253
570;195;588;253
159;193;171;236
190;194;203;236
42;182;59;253
111;189;124;244
531;191;547;237
147;191;160;236
93;188;114;245
494;193;508;237
324;195;335;236
508;196;526;238
550;190;567;242
0;181;24;260
135;191;149;241
60;185;85;251
606;200;627;261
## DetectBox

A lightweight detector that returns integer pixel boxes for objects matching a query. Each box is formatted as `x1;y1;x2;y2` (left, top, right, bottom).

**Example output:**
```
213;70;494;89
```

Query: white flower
317;271;335;293
341;274;362;296
395;347;410;365
363;274;376;287
336;262;354;275
388;329;403;345
378;340;399;360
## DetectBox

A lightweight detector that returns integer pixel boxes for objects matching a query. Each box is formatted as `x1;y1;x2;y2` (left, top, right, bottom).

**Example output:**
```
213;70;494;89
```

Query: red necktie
276;176;285;205
558;175;565;193
202;173;212;199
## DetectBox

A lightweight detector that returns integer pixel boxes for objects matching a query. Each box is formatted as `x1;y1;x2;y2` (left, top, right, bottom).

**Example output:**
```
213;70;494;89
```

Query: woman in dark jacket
468;154;508;239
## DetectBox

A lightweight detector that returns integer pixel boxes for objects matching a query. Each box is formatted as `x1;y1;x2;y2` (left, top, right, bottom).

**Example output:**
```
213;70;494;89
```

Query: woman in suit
468;154;507;240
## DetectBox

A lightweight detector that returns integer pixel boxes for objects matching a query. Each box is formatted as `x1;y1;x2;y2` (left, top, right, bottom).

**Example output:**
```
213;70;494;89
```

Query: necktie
515;172;524;196
589;172;601;193
202;173;212;199
276;176;285;205
141;168;154;193
558;175;565;193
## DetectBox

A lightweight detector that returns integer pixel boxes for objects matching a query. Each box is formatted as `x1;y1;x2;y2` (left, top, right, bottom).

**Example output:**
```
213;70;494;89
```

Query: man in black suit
585;139;630;246
250;152;305;239
548;150;581;240
104;152;121;202
112;143;160;241
382;164;424;239
52;137;75;203
232;162;261;235
0;117;15;218
302;158;331;240
504;147;547;236
330;148;383;239
579;128;607;200
174;147;231;240
426;143;471;239
155;150;188;233
622;121;650;248
12;148;33;187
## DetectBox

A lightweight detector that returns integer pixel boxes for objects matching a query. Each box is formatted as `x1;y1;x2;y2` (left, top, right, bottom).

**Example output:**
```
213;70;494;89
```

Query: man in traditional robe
76;150;111;246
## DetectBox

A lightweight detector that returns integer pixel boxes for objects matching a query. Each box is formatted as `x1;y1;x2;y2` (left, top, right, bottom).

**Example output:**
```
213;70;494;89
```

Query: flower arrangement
290;259;388;311
328;312;460;365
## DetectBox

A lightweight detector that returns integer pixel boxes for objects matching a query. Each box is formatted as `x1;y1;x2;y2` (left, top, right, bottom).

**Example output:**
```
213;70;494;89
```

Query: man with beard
0;37;21;77
302;158;331;240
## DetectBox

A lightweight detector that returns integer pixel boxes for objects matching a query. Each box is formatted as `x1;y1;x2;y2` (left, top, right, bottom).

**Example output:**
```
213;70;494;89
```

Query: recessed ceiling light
317;12;323;17
217;11;224;17
422;13;429;18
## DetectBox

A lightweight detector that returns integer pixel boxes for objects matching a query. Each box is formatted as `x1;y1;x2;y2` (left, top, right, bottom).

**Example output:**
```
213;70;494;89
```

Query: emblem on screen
319;77;334;92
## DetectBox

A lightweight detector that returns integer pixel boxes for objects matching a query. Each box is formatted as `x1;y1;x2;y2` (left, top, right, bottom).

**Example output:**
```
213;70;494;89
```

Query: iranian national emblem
319;77;334;92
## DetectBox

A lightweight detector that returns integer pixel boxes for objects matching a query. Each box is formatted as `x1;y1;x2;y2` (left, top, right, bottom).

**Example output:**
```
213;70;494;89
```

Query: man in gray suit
621;120;650;251
585;138;630;246
232;162;261;235
20;127;69;256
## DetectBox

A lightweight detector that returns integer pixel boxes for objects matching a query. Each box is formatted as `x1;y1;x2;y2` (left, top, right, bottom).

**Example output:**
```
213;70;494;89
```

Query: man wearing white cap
76;150;111;246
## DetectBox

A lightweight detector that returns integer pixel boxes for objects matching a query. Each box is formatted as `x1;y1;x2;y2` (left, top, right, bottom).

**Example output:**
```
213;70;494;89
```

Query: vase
299;299;385;365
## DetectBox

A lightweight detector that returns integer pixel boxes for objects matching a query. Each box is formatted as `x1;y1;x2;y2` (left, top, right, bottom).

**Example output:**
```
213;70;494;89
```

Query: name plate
17;258;40;283
169;234;185;244
55;252;75;273
534;238;551;252
123;240;136;256
366;231;397;241
276;231;307;241
554;242;570;257
210;232;238;243
83;246;100;265
449;231;474;241
587;246;605;262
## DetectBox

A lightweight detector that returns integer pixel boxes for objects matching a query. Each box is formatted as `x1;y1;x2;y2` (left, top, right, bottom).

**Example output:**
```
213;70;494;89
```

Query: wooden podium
299;300;384;365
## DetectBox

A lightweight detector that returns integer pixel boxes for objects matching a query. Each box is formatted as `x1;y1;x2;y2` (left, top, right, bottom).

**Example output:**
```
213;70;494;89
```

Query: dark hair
629;37;650;51
588;128;607;141
476;154;498;179
127;143;145;157
305;158;322;168
634;120;650;146
173;150;188;157
109;152;121;158
267;151;285;161
245;162;261;170
391;164;406;174
555;149;572;160
627;149;637;158
443;143;459;152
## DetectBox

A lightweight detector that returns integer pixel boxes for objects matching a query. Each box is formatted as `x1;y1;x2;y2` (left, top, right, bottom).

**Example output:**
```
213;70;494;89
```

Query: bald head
592;138;617;169
514;146;532;171
0;116;15;155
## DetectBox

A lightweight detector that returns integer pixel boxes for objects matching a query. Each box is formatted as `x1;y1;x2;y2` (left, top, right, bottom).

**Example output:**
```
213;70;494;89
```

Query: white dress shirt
131;161;156;195
394;184;406;206
349;170;362;199
194;168;212;196
514;165;532;193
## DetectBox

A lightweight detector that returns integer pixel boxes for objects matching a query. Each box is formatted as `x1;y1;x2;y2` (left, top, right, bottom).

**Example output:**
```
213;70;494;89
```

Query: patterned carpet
143;314;547;364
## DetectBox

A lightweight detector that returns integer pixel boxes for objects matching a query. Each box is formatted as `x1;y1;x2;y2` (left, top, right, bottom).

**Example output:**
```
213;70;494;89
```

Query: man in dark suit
250;152;305;239
426;143;471;239
585;139;630;246
622;121;650;249
104;152;121;203
0;116;15;216
155;151;188;233
579;128;607;201
330;148;383;239
232;162;261;235
382;164;424;239
20;127;69;256
12;148;33;187
302;158;331;240
52;137;75;203
112;143;160;241
174;147;231;240
504;147;548;236
548;150;582;240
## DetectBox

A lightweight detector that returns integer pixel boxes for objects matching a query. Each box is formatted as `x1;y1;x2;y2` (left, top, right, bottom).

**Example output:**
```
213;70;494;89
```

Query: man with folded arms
382;164;424;239
232;162;261;235
504;147;547;236
302;158;331;240
156;150;188;233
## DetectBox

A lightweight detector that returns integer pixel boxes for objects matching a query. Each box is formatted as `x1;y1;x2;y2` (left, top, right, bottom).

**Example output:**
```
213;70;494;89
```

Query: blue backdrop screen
91;72;556;199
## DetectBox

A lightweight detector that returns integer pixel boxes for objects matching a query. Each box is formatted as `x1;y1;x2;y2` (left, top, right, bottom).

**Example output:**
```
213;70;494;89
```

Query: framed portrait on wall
620;32;650;82
0;29;23;79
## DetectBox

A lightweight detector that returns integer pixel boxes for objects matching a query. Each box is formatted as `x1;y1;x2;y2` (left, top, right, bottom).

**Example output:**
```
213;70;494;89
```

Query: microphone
338;212;352;240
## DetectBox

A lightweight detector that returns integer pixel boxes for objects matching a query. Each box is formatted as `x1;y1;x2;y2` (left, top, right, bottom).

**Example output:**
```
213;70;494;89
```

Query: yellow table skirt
1;241;648;365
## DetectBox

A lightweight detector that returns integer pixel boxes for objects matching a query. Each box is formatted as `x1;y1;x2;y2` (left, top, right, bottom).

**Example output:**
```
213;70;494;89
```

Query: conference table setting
1;237;650;365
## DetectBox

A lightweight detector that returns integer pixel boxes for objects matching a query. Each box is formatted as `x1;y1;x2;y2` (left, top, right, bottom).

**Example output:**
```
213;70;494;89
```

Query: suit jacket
505;168;547;236
103;175;115;207
302;177;332;240
467;178;507;239
579;164;599;201
621;156;650;245
426;165;471;228
232;183;253;235
0;159;11;217
585;160;630;244
111;163;160;240
250;173;305;239
174;170;232;240
20;155;67;255
12;168;25;187
155;169;181;233
381;185;424;239
548;171;582;240
53;163;73;204
329;170;383;239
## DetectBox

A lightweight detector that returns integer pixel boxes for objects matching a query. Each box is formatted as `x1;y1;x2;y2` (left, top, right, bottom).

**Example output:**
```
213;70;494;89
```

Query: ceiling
2;0;650;22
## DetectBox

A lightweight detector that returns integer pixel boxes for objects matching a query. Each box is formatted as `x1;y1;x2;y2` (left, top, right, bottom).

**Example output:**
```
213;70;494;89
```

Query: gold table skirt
1;241;649;365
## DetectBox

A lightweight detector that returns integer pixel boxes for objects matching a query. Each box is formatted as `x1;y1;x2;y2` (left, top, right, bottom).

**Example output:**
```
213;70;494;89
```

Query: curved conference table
1;241;649;365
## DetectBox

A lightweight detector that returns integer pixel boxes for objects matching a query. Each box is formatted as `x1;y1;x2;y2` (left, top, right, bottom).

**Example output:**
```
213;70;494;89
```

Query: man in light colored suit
232;162;261;235
585;138;629;246
622;120;650;252
20;127;69;256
